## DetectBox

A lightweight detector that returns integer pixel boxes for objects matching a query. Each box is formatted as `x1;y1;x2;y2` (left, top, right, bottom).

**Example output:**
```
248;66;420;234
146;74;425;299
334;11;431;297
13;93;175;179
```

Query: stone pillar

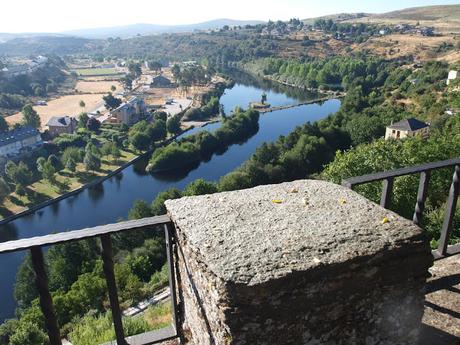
165;180;433;345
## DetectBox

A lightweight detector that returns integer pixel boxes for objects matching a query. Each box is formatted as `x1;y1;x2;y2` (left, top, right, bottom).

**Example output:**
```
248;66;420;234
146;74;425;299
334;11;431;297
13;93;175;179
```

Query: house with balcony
385;118;430;140
46;116;77;138
109;97;147;125
0;126;43;158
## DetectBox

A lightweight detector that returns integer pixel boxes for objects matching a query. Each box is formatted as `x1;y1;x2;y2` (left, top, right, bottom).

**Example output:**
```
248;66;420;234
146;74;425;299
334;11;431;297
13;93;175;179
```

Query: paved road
123;288;170;317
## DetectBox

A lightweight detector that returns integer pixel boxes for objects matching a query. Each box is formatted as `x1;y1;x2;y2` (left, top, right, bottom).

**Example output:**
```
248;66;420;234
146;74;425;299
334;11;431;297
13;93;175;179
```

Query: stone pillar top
165;180;425;286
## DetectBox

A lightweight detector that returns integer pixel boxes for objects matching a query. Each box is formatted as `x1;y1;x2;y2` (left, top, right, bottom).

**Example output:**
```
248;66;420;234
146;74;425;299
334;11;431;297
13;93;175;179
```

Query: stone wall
165;180;433;345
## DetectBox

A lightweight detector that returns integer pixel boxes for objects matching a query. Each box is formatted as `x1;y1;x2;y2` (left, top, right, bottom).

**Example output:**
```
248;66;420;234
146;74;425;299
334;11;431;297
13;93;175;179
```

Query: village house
46;116;77;138
151;75;173;88
385;118;430;140
0;126;43;158
109;97;146;125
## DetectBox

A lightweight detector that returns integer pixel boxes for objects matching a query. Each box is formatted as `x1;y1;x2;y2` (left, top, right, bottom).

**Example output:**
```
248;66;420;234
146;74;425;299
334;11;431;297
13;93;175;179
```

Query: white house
385;118;430;140
0;126;43;158
447;70;458;85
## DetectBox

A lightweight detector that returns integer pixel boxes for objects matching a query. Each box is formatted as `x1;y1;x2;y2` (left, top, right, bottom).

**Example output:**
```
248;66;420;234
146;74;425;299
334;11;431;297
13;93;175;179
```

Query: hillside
61;19;265;39
350;4;460;33
378;4;460;21
0;36;102;56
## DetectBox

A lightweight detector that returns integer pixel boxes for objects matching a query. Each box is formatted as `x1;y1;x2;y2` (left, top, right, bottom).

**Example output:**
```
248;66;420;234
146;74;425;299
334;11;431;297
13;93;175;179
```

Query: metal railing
342;157;460;260
0;216;179;345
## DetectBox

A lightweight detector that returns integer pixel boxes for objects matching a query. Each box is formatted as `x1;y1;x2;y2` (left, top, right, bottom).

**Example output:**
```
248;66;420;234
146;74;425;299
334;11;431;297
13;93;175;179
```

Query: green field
72;68;124;76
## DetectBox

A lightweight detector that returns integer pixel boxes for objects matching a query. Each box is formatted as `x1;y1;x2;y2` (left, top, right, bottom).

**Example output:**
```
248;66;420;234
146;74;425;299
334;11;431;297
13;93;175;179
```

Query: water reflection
0;223;18;243
88;183;105;202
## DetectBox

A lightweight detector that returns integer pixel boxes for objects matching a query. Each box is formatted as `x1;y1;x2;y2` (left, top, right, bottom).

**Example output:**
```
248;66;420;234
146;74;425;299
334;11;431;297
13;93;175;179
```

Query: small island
250;92;271;110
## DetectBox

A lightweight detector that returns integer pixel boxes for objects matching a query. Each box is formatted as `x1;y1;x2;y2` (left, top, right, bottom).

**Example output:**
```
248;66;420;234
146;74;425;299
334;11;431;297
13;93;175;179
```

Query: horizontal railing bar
342;157;460;187
0;215;171;254
432;244;460;260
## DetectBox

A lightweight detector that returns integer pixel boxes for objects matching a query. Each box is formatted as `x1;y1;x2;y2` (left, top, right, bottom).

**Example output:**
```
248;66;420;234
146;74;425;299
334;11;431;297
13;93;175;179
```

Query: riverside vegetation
2;11;460;345
4;54;460;345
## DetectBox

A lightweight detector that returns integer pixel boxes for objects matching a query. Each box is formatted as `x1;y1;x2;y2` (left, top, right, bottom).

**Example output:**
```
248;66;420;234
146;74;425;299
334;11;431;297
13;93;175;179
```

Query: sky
2;0;460;33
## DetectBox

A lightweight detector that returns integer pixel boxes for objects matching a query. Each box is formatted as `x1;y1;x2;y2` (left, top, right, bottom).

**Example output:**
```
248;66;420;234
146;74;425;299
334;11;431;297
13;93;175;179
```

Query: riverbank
235;63;346;98
0;74;342;322
0;128;195;226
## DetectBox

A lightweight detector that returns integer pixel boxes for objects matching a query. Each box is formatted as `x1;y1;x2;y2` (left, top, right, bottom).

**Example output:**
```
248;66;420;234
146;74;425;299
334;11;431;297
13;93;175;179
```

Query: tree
0;116;9;132
41;161;56;184
151;188;182;215
79;100;86;109
21;105;41;129
128;62;142;78
150;120;167;142
5;161;18;182
121;76;133;91
110;85;116;92
86;117;101;132
14;254;38;309
102;93;122;110
171;64;180;82
147;60;162;72
100;142;114;156
0;177;10;201
183;179;218;196
130;132;150;151
154;111;167;122
128;200;152;220
9;322;46;345
47;154;61;170
84;151;101;172
65;157;77;172
166;115;181;135
111;145;121;162
36;157;46;173
78;113;89;128
261;92;267;104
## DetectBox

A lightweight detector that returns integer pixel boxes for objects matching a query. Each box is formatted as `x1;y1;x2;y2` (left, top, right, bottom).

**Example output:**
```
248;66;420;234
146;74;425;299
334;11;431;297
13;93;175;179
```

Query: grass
72;68;124;76
68;303;171;345
0;149;137;218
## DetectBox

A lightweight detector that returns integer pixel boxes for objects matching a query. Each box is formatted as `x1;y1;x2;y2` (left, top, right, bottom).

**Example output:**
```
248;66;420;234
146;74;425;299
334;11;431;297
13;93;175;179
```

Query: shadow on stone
419;324;460;345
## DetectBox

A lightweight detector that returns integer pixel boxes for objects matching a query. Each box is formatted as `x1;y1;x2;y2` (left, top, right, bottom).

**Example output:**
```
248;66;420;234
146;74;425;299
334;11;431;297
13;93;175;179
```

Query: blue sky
1;0;459;33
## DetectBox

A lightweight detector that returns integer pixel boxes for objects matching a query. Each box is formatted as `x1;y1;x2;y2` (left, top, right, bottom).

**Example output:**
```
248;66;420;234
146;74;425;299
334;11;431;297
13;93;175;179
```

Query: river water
0;73;341;321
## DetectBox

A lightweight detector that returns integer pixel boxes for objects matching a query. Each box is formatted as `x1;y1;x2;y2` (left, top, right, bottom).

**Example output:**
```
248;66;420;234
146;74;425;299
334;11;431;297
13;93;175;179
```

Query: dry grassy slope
349;5;460;33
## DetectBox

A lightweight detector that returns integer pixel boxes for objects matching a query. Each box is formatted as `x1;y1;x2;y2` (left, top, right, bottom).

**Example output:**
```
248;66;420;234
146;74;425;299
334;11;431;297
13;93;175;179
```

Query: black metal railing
0;216;179;345
342;157;460;260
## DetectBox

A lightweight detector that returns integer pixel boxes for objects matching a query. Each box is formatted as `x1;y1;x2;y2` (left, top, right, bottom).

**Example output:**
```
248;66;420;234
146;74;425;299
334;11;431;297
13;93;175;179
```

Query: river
0;73;341;321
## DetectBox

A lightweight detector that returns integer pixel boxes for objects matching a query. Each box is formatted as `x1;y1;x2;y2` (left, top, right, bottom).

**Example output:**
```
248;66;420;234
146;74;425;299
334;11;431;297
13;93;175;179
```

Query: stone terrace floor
160;255;460;345
421;254;460;345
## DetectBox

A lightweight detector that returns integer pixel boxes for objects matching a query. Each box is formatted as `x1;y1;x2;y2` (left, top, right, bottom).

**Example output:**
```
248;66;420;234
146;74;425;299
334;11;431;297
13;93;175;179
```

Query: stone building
385;118;430;140
109;97;146;125
46;116;77;138
0;126;42;158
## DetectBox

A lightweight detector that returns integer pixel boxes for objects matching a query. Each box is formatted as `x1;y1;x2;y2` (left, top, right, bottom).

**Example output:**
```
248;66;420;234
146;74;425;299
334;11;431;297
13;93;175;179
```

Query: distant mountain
0;33;67;43
61;19;265;39
0;36;98;56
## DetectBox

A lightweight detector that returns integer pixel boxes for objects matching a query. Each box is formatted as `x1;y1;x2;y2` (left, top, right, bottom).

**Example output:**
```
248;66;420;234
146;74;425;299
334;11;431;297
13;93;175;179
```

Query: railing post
30;246;62;345
164;223;179;334
413;171;431;225
380;177;394;209
100;234;127;345
437;165;460;256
